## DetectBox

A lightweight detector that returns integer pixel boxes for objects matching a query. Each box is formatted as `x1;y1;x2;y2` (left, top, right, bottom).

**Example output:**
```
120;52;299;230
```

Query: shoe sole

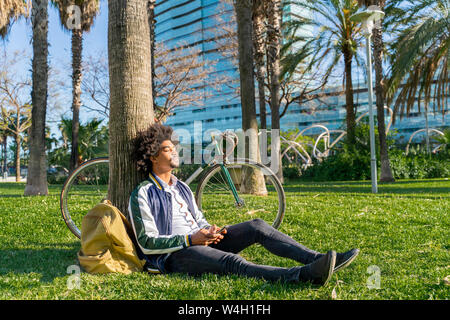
334;249;360;273
321;250;336;286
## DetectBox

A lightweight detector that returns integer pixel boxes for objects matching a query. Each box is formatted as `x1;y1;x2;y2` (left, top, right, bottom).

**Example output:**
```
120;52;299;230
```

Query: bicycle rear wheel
195;159;285;229
60;157;109;238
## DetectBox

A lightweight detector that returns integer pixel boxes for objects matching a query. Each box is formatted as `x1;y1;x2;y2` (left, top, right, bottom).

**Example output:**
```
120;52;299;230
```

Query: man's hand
208;224;227;235
190;225;226;246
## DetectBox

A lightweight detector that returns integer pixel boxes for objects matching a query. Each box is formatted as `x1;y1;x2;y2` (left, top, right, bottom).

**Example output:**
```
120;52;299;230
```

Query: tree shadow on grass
0;194;28;198
0;194;59;198
0;242;80;285
282;180;450;197
286;178;447;186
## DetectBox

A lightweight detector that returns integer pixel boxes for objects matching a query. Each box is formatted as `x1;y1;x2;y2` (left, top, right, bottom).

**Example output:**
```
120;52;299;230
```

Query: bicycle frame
184;133;242;206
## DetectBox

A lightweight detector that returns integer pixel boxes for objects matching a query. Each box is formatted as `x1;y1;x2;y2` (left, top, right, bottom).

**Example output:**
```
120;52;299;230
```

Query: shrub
282;164;302;180
389;149;450;179
299;148;372;181
293;122;449;181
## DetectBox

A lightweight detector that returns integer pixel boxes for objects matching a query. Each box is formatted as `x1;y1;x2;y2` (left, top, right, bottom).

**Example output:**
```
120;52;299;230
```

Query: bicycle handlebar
211;131;239;159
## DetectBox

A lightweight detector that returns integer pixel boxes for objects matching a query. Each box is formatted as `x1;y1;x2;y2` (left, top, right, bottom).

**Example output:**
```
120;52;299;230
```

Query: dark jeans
164;218;321;283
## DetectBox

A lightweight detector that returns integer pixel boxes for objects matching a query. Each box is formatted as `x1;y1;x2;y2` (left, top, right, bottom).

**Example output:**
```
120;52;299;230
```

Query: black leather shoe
334;248;360;272
299;250;336;286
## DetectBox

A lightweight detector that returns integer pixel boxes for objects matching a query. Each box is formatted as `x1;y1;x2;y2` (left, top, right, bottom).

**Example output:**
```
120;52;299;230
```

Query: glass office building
155;0;449;144
155;0;240;143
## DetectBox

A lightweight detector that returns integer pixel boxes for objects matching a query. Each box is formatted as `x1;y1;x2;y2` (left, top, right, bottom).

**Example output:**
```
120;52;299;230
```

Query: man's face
151;140;179;171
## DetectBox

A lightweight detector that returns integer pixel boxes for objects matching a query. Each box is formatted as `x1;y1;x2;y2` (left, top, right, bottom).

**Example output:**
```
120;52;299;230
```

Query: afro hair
133;123;175;175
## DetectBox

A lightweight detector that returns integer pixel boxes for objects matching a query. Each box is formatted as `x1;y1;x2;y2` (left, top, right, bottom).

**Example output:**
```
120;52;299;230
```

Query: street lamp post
350;8;385;194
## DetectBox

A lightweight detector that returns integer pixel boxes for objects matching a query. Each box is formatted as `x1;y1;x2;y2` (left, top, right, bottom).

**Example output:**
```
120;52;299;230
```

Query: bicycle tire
60;157;109;239
195;159;286;229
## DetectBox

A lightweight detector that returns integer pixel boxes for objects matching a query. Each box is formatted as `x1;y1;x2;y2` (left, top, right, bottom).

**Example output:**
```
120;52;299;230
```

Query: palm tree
78;118;108;160
357;0;395;182
49;117;108;170
234;0;258;141
108;0;154;213
266;0;284;181
252;0;267;129
0;0;30;37
386;0;449;134
52;0;100;173
24;0;48;195
233;0;267;195
148;0;157;105
282;0;364;146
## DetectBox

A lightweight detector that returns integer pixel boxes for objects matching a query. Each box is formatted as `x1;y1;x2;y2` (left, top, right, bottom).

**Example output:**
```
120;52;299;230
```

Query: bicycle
60;131;286;239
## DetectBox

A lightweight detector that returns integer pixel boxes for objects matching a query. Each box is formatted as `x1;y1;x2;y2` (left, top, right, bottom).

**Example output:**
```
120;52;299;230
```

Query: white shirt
155;174;202;236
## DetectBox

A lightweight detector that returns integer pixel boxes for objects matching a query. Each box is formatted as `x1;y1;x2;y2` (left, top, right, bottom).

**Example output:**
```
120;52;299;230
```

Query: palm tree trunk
148;0;157;106
70;28;83;173
343;49;356;147
253;0;267;129
25;0;48;196
424;103;430;153
108;0;154;213
372;24;394;182
266;0;283;182
257;77;267;129
357;0;394;181
234;0;266;195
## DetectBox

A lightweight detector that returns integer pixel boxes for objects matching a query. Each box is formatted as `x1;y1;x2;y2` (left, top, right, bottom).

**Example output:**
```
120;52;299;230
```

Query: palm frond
51;0;100;32
387;1;449;120
282;0;363;90
0;0;30;38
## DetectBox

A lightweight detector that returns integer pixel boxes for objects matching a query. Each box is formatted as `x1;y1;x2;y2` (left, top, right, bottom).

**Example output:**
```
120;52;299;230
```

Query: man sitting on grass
127;123;359;286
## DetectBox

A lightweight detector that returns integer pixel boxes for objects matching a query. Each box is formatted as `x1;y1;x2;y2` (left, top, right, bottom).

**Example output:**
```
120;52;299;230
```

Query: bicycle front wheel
195;160;286;229
60;157;110;238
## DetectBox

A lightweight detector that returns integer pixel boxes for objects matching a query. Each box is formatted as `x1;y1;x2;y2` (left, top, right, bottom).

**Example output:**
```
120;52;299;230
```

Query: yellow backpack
77;199;146;274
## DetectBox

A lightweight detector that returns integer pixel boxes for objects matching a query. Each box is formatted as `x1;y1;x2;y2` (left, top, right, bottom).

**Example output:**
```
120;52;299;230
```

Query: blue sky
1;0;108;138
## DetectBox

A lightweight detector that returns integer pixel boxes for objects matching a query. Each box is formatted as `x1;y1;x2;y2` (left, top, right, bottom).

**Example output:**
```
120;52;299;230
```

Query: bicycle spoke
216;170;231;189
196;162;285;229
208;170;231;193
61;158;110;238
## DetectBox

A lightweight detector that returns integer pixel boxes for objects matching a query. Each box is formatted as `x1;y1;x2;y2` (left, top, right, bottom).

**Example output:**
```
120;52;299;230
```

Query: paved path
0;176;27;182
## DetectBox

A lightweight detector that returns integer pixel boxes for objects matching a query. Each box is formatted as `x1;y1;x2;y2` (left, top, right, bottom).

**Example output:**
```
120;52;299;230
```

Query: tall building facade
155;0;240;143
155;0;449;144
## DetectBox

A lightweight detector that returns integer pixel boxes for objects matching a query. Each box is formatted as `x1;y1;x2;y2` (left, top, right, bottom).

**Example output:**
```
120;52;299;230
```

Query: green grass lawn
0;179;449;300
